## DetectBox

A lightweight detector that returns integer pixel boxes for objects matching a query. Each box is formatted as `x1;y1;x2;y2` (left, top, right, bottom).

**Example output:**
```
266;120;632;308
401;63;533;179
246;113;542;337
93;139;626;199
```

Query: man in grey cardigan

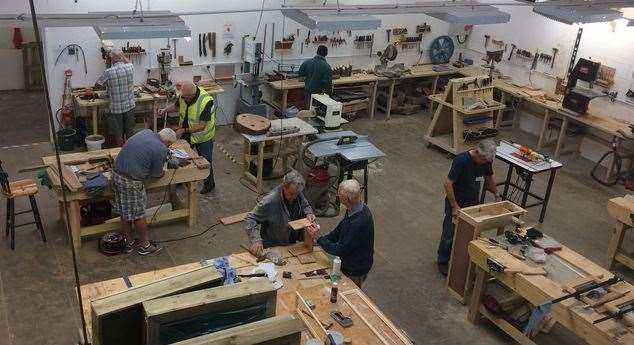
245;170;317;256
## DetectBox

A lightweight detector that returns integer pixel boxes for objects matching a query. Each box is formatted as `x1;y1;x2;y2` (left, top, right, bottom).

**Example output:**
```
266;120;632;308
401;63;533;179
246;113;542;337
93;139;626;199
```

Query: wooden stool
0;161;46;250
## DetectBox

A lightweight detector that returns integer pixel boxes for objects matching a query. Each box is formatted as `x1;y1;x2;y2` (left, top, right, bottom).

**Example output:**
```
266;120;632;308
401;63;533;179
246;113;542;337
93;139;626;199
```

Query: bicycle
591;126;634;186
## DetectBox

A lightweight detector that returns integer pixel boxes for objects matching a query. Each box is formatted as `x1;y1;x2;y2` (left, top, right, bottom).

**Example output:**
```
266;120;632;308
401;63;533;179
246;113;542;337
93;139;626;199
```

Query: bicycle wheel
591;150;622;186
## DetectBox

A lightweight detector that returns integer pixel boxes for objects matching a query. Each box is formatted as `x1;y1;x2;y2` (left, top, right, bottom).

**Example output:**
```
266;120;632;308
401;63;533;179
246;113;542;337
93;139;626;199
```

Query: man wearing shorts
111;128;176;255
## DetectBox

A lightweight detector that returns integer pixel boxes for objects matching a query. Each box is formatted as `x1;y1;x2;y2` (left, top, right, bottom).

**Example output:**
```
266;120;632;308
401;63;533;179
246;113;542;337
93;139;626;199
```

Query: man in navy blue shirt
437;139;499;275
307;179;374;287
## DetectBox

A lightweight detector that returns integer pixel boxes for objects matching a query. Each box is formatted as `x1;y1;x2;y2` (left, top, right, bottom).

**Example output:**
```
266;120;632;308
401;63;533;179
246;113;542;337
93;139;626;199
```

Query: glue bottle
332;256;342;282
330;282;339;303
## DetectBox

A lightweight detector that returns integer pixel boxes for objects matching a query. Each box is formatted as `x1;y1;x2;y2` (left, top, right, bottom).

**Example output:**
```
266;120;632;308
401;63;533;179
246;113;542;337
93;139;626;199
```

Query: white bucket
85;134;105;151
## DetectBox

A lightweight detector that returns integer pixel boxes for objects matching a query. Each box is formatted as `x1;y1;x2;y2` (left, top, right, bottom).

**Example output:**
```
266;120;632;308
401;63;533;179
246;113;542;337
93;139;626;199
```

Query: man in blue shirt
112;128;176;255
307;179;374;288
437;139;499;275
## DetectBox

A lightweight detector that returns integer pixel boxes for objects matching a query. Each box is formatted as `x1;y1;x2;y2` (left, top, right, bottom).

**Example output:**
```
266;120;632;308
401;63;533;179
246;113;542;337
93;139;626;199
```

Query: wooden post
187;182;197;227
554;116;569;159
68;200;82;249
386;80;395;120
369;81;377;120
256;142;265;192
92;107;99;135
495;93;506;129
468;267;487;324
281;90;288;117
537;109;551;150
607;221;627;270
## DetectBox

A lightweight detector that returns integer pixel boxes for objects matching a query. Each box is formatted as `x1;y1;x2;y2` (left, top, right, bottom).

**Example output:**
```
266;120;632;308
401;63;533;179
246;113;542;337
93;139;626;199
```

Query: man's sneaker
124;239;138;254
136;241;162;255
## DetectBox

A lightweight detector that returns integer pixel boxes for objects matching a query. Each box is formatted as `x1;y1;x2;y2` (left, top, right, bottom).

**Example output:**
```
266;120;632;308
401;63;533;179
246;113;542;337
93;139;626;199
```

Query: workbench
266;74;380;119
482;141;563;223
606;195;634;270
73;89;166;136
80;244;412;345
42;140;209;249
467;237;634;345
73;80;225;136
241;117;318;192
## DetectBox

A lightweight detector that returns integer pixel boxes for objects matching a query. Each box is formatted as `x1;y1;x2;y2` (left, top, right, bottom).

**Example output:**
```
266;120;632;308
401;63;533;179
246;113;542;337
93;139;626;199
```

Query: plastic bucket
85;134;105;151
56;128;76;151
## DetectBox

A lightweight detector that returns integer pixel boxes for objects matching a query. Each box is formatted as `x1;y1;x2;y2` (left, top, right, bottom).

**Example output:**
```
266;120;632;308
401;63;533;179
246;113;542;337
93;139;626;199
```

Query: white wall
22;0;454;129
0;27;35;90
461;5;634;163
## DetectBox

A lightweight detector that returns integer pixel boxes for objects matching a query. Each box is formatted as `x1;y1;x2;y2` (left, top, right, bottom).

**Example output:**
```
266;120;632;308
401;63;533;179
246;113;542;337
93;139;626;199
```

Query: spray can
332;257;342;282
330;282;339;303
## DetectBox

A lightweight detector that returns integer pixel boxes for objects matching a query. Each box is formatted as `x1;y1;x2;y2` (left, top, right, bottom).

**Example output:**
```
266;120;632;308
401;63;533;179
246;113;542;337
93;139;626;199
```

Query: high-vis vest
178;87;215;144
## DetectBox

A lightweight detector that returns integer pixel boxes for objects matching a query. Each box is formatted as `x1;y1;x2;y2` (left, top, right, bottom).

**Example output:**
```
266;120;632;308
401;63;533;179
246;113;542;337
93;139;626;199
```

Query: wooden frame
142;280;277;345
447;201;526;304
170;315;304;345
339;289;411;345
90;266;223;345
425;76;506;155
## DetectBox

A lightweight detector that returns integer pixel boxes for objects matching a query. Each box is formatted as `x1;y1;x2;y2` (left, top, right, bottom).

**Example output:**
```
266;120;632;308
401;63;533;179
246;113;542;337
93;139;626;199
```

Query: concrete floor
0;110;633;345
0;90;49;147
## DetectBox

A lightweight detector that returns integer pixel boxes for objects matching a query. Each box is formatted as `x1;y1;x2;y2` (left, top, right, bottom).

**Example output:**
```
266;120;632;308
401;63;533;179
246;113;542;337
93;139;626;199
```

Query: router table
481;141;563;223
305;131;385;203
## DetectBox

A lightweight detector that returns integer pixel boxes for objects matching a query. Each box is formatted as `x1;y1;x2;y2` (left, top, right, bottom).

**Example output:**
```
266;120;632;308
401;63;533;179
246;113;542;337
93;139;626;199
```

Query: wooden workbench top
469;239;634;345
80;244;408;344
42;140;209;201
267;73;380;90
73;89;160;108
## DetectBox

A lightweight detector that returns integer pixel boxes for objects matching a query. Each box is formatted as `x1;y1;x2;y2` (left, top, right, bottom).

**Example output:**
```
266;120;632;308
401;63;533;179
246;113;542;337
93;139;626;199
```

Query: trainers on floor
136;241;162;255
124;239;138;254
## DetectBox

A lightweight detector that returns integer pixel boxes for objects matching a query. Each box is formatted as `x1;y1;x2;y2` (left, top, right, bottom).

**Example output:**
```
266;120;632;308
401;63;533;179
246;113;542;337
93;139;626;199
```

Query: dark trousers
194;140;215;188
437;200;455;266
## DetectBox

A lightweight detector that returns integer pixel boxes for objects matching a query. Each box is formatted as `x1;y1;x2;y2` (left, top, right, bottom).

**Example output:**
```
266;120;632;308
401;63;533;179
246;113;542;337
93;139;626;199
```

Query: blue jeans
437;200;455;266
194;140;215;188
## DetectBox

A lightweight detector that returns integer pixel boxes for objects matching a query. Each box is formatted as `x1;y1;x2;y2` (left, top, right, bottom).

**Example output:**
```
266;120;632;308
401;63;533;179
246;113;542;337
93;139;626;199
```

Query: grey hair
339;179;361;203
282;170;305;190
110;48;125;62
158;128;177;144
477;139;497;162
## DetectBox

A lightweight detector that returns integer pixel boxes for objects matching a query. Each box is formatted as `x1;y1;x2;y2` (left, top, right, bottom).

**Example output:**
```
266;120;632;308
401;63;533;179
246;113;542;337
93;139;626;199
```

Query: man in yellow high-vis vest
159;81;216;194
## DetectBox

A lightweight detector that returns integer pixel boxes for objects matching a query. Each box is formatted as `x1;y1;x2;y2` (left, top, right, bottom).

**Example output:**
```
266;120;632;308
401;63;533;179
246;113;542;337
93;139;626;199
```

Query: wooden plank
171;314;303;345
143;280;277;345
340;289;411;345
446;218;476;304
288;218;311;231
91;266;223;345
82;209;189;238
220;212;249;225
479;306;538;345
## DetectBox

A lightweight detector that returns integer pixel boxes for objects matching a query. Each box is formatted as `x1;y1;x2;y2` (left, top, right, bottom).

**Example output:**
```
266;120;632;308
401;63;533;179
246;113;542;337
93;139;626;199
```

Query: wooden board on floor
90;266;223;345
171;314;303;345
220;212;249;225
143;280;277;345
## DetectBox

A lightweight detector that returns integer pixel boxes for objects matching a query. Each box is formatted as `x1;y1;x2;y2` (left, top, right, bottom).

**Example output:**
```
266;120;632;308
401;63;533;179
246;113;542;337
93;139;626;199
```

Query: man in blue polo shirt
437;139;499;275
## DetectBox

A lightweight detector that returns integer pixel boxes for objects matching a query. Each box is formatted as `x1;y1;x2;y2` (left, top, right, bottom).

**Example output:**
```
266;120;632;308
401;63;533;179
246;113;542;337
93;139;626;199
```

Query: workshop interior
2;0;634;344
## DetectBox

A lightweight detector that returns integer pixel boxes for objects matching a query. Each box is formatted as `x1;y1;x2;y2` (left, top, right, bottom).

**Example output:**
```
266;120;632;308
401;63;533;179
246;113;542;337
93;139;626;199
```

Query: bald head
110;49;125;63
178;80;197;99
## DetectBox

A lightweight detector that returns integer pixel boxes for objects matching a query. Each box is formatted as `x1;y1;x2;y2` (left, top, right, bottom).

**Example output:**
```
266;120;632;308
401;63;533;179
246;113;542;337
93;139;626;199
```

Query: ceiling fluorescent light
94;23;191;40
426;7;511;25
533;6;623;24
282;9;381;31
